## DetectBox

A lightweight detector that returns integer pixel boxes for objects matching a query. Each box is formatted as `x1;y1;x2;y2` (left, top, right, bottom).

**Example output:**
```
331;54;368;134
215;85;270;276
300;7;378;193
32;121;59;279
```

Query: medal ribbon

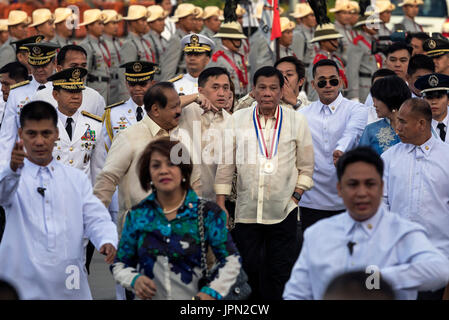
252;105;283;159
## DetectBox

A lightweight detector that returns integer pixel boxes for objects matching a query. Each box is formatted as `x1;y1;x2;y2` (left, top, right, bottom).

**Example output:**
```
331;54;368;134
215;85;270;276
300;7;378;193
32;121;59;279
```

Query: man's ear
150;103;159;117
56;65;63;72
311;79;317;91
198;87;204;95
337;181;342;198
52;90;58;101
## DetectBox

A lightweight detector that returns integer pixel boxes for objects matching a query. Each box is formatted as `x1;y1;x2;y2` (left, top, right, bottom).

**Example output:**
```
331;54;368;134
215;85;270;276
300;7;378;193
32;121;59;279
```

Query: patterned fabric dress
111;189;242;300
358;118;401;154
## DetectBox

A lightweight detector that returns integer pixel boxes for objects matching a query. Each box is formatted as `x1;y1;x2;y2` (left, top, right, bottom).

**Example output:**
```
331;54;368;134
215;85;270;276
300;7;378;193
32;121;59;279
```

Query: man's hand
333;150;344;167
216;195;230;227
134;275;157;300
10;140;27;172
196;93;219;113
99;243;116;264
195;292;216;300
282;77;298;106
291;188;304;205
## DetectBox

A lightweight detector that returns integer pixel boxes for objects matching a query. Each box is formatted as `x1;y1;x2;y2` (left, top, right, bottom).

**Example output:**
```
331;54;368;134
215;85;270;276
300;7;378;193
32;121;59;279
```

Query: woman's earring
182;178;186;183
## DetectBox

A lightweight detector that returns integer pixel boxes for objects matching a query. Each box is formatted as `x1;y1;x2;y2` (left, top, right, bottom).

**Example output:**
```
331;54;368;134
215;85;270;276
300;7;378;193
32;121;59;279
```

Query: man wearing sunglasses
298;59;367;233
414;73;449;143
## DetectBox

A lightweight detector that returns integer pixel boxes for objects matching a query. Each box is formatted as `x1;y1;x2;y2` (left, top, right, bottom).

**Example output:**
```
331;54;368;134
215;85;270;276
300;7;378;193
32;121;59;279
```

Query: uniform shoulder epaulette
105;100;126;110
81;110;102;122
10;80;30;90
168;74;183;83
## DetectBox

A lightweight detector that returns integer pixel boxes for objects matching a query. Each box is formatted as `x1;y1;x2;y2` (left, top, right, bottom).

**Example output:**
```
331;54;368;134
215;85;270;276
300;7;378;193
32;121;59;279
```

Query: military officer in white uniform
0;42;58;166
48;67;106;185
103;61;158;152
170;33;214;95
33;44;106;117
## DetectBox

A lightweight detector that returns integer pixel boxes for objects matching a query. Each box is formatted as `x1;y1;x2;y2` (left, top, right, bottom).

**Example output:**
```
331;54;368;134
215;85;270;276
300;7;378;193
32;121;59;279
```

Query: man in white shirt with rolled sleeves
0;101;117;299
299;59;367;232
382;97;449;300
284;147;449;300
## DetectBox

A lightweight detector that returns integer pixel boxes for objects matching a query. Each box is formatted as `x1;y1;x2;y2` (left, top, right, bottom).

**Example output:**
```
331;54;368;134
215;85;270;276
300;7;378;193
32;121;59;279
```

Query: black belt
87;74;110;82
304;62;310;68
359;72;372;78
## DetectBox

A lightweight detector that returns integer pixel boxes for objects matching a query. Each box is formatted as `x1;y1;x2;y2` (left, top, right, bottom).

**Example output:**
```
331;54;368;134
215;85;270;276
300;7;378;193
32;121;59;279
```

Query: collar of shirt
343;205;385;237
128;97;140;114
24;158;57;179
30;76;41;90
406;134;436;155
87;34;100;43
320;93;343;114
257;104;279;122
184;73;197;83
431;111;449;130
146;188;198;219
144;113;171;137
57;107;80;129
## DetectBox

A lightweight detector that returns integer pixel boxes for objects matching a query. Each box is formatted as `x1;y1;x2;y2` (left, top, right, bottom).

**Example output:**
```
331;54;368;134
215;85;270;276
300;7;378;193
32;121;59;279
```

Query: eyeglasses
317;78;339;88
424;91;447;99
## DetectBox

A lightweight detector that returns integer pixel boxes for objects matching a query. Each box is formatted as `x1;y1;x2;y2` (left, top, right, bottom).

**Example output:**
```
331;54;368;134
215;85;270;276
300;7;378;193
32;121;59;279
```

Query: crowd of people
0;0;449;301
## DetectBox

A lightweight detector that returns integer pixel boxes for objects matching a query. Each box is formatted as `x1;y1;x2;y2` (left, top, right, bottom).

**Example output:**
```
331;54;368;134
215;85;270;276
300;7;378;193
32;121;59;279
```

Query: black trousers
299;206;346;232
0;206;5;243
233;208;299;301
417;287;446;300
85;241;95;275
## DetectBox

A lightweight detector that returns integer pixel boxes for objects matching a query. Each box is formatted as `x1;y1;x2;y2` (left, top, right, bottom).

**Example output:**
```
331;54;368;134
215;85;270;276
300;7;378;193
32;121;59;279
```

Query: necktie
437;123;446;142
136;107;143;122
37;85;46;90
66;118;73;140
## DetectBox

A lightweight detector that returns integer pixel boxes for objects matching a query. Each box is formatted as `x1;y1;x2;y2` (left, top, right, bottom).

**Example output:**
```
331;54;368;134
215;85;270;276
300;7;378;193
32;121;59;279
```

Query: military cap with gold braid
181;33;215;53
47;67;88;91
423;37;449;58
23;42;60;66
120;61;158;82
11;35;44;54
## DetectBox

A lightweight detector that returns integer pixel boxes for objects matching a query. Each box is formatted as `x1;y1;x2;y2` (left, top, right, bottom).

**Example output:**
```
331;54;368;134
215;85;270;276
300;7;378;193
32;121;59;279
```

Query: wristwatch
292;192;302;202
192;295;201;300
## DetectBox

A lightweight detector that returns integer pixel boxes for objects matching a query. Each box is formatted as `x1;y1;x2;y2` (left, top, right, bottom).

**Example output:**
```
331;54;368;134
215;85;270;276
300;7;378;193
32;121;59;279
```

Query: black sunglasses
425;91;447;99
317;78;339;88
128;81;149;87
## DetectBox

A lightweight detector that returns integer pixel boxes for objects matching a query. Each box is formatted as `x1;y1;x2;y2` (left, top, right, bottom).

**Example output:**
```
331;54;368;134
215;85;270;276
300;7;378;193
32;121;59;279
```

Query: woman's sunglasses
317;78;339;88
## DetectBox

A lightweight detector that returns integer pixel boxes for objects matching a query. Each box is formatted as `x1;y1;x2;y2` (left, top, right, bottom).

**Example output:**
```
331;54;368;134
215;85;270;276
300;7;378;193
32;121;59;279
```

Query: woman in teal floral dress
359;76;411;154
111;138;241;300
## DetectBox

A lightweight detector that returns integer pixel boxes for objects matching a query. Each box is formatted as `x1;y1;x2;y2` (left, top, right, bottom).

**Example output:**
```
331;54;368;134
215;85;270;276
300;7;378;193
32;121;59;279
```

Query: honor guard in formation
48;67;105;185
331;0;357;65
279;17;296;58
291;3;318;70
159;3;201;81
102;10;123;105
399;0;424;32
0;41;59;165
200;6;222;45
0;10;31;67
79;9;111;103
209;21;249;98
53;8;76;48
346;12;384;102
374;0;396;37
103;61;157;151
170;33;214;95
145;5;169;78
29;9;55;43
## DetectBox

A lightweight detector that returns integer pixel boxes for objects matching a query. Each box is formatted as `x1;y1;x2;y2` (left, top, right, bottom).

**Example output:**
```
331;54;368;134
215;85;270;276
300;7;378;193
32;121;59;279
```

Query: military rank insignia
81;124;96;141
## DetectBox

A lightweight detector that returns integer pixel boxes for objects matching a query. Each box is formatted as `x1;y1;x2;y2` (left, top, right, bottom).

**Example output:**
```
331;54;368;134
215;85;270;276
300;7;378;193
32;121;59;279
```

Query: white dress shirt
431;110;449;143
283;206;449;300
33;85;106;117
382;135;449;258
299;93;368;211
0;77;44;167
0;159;118;299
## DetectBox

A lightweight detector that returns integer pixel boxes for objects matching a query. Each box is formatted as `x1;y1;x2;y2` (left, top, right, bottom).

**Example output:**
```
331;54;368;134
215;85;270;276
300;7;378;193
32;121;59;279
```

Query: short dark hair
57;45;87;66
143;82;175;112
371;68;396;84
138;137;192;192
406;32;430;43
407;54;435;76
19;100;58;128
253;66;284;87
0;279;19;300
370;75;411;112
402;97;433;124
385;41;413;57
198;67;231;88
336;147;384;181
312;59;339;78
274;56;306;80
0;62;28;82
323;271;395;300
